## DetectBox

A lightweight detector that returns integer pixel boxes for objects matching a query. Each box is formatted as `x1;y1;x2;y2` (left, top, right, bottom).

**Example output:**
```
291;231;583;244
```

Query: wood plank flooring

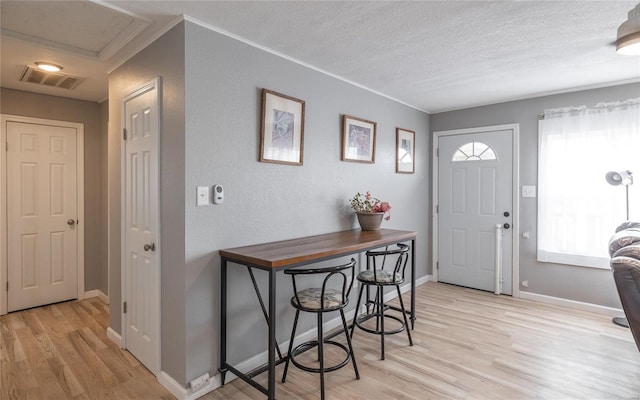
2;282;640;399
0;297;173;400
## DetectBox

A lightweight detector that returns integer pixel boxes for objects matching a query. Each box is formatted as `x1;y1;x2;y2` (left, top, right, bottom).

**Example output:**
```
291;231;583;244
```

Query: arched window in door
452;141;496;161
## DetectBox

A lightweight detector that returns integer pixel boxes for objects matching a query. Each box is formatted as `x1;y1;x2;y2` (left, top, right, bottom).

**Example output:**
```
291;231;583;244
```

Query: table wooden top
219;229;417;269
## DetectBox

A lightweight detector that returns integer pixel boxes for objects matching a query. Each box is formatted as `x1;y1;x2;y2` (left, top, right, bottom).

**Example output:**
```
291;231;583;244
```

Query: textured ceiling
1;1;639;112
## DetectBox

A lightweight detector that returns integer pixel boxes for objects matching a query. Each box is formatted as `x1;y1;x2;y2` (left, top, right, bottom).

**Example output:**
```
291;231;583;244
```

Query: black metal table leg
411;239;416;330
247;267;284;360
268;269;277;399
219;257;228;385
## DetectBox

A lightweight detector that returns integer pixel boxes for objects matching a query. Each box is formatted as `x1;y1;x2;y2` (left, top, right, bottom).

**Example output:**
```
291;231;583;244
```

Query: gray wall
1;88;107;293
430;82;640;309
183;21;430;383
108;22;187;382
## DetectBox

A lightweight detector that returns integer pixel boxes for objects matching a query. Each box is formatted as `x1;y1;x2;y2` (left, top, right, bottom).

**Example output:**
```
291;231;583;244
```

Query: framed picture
341;114;376;163
260;89;305;165
396;128;415;173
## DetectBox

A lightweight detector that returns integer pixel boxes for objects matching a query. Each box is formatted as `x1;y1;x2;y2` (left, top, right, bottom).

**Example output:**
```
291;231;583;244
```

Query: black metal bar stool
282;258;360;400
350;243;413;360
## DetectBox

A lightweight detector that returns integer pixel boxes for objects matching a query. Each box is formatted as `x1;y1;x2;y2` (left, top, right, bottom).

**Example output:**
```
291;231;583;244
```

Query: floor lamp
606;170;634;328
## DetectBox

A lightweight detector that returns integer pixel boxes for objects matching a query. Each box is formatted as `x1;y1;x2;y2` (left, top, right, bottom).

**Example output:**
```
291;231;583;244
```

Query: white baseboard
106;327;122;347
158;371;220;400
85;289;109;304
393;274;430;299
519;291;622;317
415;274;431;287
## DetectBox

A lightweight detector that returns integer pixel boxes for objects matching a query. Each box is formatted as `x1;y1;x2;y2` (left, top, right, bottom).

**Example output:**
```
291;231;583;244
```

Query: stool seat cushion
357;270;402;284
293;288;343;310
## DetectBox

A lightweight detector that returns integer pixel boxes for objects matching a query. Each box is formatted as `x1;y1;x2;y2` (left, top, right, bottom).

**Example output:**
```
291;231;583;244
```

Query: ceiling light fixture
616;4;640;56
35;62;63;72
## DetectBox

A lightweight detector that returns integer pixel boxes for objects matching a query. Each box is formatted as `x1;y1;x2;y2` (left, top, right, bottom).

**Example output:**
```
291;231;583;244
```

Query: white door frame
1;114;85;315
432;123;520;297
120;77;162;374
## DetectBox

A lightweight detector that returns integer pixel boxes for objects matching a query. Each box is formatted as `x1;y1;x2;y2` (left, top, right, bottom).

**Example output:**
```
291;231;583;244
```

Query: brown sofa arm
610;255;640;352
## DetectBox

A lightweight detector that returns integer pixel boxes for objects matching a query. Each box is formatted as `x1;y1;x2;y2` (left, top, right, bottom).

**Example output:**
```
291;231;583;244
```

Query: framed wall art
341;114;376;163
259;89;305;165
396;128;415;173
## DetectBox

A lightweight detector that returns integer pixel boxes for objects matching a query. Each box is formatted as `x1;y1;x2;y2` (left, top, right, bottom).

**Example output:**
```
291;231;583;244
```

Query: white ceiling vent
19;66;84;90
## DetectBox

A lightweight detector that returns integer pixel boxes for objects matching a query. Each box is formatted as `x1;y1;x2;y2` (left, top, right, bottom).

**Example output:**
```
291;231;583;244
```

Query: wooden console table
219;228;417;399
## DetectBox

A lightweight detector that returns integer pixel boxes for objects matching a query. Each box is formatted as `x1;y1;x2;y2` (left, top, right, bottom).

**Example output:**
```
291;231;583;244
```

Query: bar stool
282;258;360;400
350;243;412;360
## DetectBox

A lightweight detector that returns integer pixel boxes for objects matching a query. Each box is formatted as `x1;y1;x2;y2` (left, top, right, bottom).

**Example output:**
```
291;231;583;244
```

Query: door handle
67;219;76;226
503;223;510;229
144;242;156;252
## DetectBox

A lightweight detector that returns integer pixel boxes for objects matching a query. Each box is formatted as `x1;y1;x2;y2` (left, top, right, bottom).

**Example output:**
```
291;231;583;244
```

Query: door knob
503;223;510;229
144;242;156;252
503;211;510;217
67;219;76;226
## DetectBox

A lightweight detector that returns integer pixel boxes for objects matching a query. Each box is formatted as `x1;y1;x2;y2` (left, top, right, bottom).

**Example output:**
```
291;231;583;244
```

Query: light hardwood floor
0;296;173;400
2;282;640;399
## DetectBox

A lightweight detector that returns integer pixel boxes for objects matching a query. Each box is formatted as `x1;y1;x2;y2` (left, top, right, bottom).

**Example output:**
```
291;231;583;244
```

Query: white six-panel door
123;79;161;375
437;129;514;294
6;121;79;311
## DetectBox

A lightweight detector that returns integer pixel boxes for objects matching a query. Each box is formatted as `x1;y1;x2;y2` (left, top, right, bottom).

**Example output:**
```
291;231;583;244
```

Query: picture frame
341;114;376;163
259;88;305;165
396;128;415;174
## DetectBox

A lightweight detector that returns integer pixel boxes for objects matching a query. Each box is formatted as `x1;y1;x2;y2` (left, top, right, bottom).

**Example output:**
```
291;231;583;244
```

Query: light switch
521;186;536;198
197;186;209;206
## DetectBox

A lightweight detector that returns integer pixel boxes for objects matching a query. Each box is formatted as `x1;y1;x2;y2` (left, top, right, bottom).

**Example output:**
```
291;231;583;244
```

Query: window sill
537;250;610;270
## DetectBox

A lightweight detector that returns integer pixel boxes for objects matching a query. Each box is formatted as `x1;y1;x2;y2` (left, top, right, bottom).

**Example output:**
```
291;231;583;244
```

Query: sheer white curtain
538;98;640;268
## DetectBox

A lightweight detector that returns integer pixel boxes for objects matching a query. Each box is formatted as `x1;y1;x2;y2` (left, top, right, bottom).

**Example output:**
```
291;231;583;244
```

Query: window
452;142;496;161
537;98;640;268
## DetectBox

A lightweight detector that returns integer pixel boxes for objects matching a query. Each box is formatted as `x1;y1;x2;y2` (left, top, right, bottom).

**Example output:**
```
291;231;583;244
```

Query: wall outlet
190;372;210;392
522;280;529;288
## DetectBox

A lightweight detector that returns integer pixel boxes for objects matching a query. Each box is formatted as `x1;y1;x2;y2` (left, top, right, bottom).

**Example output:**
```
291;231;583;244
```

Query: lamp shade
606;170;634;186
617;4;640;55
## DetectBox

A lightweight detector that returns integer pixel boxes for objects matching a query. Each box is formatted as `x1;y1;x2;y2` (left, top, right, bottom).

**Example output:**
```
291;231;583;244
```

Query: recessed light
35;62;63;72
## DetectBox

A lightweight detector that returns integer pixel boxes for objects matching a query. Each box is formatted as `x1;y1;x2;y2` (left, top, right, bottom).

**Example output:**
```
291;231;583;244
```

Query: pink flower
373;201;392;220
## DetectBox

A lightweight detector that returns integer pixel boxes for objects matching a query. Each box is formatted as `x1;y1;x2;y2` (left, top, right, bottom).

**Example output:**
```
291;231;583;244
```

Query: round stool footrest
354;313;406;336
289;340;351;373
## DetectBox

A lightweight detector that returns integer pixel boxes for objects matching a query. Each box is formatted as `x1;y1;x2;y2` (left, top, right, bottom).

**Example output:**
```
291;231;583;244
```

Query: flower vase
356;212;384;231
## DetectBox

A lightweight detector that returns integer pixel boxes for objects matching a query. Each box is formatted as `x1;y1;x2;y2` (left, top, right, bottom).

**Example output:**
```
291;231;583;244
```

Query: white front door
437;129;514;294
123;79;161;375
7;121;78;311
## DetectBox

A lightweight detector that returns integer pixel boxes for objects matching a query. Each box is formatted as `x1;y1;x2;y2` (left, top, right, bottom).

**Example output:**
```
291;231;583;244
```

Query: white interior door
7;121;78;311
437;130;513;294
123;79;161;375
